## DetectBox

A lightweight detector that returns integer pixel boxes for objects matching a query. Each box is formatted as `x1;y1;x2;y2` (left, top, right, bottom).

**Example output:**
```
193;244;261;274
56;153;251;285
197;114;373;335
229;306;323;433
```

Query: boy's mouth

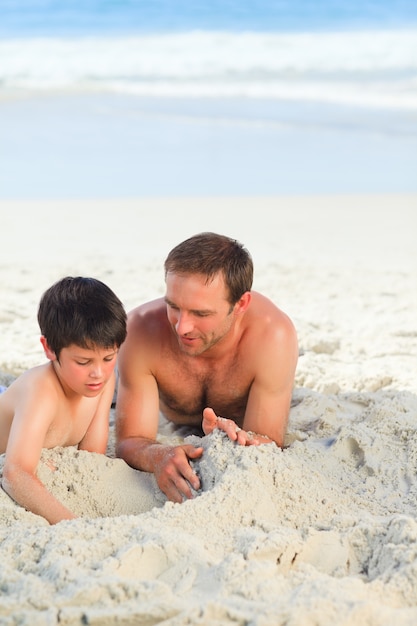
86;382;103;390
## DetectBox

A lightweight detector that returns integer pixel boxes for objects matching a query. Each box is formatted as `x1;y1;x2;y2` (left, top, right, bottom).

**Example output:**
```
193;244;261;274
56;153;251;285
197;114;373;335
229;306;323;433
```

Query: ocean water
0;0;416;197
1;0;416;35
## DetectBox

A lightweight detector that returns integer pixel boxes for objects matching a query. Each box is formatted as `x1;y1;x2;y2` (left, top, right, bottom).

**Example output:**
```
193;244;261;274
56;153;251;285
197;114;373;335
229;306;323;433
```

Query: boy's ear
40;336;57;361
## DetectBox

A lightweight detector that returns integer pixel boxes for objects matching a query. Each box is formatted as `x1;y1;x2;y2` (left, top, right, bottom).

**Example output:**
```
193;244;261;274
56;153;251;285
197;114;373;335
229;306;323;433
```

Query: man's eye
76;361;89;366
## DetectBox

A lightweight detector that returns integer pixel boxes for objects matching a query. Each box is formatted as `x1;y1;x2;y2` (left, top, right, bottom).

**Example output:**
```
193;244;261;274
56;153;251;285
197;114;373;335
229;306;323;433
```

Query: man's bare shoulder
246;291;298;350
128;298;166;327
245;292;298;383
249;291;295;326
123;298;171;356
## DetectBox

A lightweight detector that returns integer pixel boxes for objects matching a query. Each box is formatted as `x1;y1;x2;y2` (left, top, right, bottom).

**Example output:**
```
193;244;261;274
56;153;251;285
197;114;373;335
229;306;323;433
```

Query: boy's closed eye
75;354;117;366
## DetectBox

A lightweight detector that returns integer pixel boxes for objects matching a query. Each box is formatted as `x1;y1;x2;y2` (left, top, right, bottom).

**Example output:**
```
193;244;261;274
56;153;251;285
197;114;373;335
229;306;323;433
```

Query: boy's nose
89;365;102;378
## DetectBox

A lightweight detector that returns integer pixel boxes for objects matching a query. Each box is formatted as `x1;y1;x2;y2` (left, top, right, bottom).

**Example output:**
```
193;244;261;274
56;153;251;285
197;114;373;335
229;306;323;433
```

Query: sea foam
1;29;416;109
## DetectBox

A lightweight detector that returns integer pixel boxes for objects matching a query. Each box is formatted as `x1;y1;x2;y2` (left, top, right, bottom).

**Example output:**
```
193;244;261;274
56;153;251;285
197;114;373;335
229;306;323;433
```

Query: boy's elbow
2;463;34;499
1;466;18;501
78;440;107;455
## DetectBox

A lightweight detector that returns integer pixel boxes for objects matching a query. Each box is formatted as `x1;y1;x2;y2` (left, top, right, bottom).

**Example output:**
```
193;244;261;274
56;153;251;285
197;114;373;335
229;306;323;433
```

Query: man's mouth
179;335;198;344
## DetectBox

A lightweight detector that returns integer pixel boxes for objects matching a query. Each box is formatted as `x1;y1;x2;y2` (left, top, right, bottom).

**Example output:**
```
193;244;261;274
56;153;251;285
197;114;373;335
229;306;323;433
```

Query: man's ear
234;291;252;315
40;336;57;361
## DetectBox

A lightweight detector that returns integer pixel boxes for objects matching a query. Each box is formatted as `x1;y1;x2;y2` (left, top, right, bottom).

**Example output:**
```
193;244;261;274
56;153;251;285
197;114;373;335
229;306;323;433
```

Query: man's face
164;271;235;356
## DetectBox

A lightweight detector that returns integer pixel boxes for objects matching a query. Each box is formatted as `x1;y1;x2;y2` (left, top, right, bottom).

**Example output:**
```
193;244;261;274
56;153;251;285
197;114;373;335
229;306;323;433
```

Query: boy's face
50;344;118;397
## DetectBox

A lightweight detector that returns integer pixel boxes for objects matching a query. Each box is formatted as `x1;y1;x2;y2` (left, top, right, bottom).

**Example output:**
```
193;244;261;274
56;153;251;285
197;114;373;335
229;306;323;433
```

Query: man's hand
202;407;274;446
154;444;203;503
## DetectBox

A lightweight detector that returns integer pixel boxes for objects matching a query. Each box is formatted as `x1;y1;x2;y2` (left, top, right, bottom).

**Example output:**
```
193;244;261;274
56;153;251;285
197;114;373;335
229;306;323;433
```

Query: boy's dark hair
164;232;253;304
38;276;127;358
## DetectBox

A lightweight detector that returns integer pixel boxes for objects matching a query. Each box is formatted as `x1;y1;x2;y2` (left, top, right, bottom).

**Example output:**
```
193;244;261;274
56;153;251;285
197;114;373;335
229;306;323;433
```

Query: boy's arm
1;386;76;524
77;372;114;453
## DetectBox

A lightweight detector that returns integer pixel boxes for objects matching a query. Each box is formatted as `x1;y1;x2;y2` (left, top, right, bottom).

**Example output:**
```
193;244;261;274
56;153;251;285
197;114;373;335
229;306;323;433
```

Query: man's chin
178;339;205;357
179;346;202;357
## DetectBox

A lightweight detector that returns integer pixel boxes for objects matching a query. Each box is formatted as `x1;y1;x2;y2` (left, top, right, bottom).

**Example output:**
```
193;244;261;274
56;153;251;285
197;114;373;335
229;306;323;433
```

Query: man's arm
203;309;298;447
242;311;298;445
115;366;165;471
115;308;202;502
116;373;203;502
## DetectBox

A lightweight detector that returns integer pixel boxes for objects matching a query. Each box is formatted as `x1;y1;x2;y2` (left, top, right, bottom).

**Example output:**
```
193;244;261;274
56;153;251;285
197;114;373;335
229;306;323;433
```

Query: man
116;232;298;503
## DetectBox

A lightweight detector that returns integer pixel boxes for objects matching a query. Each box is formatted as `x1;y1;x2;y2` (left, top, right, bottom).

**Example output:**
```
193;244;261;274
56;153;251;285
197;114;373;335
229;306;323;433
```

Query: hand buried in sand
202;407;273;446
154;444;203;503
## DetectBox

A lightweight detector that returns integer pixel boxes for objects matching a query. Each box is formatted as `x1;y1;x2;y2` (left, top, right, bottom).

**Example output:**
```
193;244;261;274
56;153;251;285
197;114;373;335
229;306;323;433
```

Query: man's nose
175;312;193;334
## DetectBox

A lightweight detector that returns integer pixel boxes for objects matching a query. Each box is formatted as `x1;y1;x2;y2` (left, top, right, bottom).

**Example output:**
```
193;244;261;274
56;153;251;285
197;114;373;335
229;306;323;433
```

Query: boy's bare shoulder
0;363;61;453
4;363;59;403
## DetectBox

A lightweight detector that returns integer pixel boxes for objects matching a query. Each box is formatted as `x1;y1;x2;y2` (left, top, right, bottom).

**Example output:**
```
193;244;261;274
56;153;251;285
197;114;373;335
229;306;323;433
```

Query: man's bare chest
156;355;251;424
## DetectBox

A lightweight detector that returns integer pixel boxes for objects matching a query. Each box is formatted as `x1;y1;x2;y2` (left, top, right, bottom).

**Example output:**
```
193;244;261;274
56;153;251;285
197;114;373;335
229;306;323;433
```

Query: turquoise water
2;0;416;36
0;0;416;197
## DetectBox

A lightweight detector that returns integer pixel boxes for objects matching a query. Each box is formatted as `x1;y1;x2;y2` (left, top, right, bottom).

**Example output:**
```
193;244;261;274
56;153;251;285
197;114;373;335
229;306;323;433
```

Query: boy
0;276;127;524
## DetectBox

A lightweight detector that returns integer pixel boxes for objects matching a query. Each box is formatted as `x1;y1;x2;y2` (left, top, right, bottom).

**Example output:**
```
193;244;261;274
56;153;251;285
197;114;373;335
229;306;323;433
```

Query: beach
0;194;416;625
1;1;417;622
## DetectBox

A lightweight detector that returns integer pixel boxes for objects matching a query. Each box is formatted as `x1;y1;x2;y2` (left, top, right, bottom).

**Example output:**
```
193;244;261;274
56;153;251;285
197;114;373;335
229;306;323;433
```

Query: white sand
0;195;416;625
